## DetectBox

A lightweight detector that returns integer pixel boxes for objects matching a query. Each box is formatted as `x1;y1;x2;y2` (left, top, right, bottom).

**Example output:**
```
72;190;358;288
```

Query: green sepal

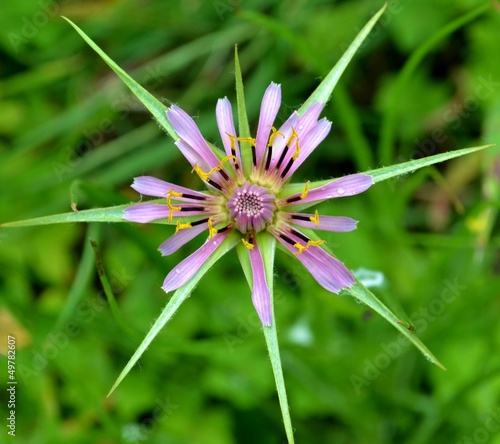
62;17;178;140
342;281;446;370
107;230;239;396
276;228;445;370
234;45;253;177
279;144;493;212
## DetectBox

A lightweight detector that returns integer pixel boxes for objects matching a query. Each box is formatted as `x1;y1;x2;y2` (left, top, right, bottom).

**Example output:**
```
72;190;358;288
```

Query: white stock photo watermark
456;407;500;444
389;74;499;190
350;278;466;394
8;0;70;53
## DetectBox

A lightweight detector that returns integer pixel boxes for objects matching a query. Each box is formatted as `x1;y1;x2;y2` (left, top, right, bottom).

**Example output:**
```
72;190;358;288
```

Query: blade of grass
90;239;140;341
53;223;100;331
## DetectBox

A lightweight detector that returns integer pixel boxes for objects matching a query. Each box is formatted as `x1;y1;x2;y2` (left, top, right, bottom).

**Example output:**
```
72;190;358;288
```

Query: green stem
263;326;295;444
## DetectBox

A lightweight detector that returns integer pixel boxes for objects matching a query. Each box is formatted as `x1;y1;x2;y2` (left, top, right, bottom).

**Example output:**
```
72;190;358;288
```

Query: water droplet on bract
175;268;181;274
337;187;345;195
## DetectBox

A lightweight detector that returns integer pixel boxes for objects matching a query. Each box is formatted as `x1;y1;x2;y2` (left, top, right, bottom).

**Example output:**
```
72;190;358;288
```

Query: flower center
227;183;275;234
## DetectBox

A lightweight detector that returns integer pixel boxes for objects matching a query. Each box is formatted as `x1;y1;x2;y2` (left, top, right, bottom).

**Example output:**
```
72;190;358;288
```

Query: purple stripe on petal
166;106;221;169
169;204;213;219
274;229;354;293
255;83;281;168
162;229;231;293
123;203;170;223
132;176;210;200
288;214;358;232
299;245;355;292
158;222;208;256
283;174;374;206
280;118;331;181
269;112;299;169
248;240;272;326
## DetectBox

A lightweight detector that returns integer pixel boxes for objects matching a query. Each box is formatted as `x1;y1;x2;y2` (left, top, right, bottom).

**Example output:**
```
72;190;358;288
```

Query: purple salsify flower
124;82;373;326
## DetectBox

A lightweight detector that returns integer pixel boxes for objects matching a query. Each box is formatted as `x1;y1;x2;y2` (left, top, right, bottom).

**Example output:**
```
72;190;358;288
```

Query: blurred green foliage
1;0;500;443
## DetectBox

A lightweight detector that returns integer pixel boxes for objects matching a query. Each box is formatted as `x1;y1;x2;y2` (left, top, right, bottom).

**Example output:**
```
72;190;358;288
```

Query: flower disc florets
227;182;275;234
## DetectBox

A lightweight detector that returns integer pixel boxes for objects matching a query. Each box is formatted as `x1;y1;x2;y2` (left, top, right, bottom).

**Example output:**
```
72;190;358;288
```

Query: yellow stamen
309;210;320;227
294;239;325;255
192;155;237;182
207;217;218;239
300;180;310;200
227;133;237;151
241;238;254;250
237;137;256;146
166;190;182;223
291;129;301;160
175;219;192;233
268;126;284;146
293;242;307;254
286;127;298;148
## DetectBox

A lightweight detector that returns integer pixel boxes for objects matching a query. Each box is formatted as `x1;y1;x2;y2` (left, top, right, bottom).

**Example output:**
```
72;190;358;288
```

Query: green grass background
1;0;500;443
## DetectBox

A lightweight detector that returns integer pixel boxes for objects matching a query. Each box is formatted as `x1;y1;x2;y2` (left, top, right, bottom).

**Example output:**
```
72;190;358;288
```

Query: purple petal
284;174;374;206
298;246;355;292
216;98;241;163
280;118;331;180
296;103;324;137
158;221;209;256
162;229;231;293
123;203;170;223
270;103;324;175
175;139;204;169
132;176;211;201
166;106;221;168
268;112;299;169
275;230;354;293
248;240;272;326
288;214;358;232
255;83;281;167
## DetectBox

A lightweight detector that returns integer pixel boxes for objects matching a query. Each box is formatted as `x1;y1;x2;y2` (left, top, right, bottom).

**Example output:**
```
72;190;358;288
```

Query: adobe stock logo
350;278;465;394
456;407;500;444
8;0;70;54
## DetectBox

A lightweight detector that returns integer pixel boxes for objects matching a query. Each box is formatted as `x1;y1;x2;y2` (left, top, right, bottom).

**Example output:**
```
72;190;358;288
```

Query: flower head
124;83;373;326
